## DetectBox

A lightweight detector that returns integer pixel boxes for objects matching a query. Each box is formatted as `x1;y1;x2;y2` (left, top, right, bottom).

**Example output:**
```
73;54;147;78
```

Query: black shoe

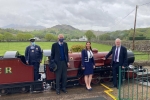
62;90;67;93
110;85;115;88
56;91;60;95
86;87;88;90
116;85;119;89
88;88;92;91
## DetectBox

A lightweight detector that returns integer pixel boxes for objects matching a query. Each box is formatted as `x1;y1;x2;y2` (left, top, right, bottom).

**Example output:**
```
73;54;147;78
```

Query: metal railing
118;66;149;100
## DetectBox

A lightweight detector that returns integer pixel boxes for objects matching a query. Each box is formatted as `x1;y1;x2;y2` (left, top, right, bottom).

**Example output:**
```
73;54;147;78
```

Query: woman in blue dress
81;42;95;91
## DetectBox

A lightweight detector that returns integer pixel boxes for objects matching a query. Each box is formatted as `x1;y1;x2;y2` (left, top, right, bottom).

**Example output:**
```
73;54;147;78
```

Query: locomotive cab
0;51;43;95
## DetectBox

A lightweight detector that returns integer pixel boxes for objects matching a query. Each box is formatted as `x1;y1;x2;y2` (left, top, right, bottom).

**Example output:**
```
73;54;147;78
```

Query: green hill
43;24;84;39
98;27;150;40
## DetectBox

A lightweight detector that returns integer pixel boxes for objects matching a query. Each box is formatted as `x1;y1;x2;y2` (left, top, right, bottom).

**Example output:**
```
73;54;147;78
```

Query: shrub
129;36;146;40
70;44;85;52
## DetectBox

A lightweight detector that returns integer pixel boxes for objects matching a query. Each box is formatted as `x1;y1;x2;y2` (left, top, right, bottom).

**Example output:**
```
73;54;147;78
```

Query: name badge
32;50;34;52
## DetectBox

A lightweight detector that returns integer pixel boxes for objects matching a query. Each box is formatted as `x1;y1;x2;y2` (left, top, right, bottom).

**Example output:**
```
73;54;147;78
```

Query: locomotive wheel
79;76;85;85
21;86;30;93
91;73;100;85
102;71;112;82
0;89;8;95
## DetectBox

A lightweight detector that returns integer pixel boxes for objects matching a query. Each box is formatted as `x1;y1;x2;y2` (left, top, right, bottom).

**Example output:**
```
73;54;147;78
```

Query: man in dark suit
103;38;127;88
51;34;70;95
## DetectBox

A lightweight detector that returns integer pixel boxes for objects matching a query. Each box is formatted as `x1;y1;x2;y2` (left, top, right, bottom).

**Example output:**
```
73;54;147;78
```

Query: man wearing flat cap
25;38;43;81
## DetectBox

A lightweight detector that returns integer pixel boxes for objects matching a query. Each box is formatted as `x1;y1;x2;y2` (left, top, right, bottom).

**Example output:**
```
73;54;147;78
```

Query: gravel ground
0;85;113;100
111;81;150;100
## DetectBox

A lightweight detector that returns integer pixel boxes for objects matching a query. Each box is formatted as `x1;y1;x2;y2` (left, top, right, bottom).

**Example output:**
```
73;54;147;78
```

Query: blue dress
81;49;95;75
84;58;94;75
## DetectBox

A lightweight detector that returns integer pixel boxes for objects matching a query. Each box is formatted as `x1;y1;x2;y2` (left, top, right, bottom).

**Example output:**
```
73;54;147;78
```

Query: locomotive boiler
0;49;135;95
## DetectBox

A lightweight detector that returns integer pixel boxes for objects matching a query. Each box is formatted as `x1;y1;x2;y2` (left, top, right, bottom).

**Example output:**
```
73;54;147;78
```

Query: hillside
0;28;24;34
98;27;150;40
81;30;107;36
35;24;85;39
0;24;85;40
51;24;77;30
44;24;84;36
2;24;46;31
1;24;101;37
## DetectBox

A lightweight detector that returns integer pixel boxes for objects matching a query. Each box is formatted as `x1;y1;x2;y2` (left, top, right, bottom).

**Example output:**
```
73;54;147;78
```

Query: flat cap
29;38;35;42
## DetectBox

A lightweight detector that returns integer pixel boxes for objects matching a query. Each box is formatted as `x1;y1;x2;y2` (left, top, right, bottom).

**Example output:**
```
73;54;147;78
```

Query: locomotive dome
92;48;98;53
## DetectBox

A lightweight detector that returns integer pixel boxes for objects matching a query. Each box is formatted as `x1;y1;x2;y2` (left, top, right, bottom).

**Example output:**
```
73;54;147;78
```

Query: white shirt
58;41;63;45
114;46;121;62
87;50;93;59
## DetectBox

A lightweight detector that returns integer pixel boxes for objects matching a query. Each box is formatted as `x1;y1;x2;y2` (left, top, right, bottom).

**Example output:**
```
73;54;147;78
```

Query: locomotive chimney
92;48;98;54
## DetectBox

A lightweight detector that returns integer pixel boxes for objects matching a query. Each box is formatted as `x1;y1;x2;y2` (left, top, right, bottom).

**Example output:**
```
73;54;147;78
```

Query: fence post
148;52;149;60
118;66;121;100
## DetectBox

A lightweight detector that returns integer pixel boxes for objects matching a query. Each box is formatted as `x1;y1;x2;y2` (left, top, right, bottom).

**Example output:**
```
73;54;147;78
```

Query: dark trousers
55;61;67;92
29;62;40;81
112;62;122;87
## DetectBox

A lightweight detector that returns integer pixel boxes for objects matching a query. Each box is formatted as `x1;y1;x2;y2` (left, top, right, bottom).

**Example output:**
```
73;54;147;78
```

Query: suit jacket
51;42;69;64
105;45;128;67
81;49;95;67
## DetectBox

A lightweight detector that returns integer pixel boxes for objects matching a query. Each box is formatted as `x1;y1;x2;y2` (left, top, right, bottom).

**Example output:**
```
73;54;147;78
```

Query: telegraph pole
132;5;138;50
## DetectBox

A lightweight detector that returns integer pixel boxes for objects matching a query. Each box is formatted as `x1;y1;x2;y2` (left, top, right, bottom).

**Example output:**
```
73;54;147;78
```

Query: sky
0;0;150;31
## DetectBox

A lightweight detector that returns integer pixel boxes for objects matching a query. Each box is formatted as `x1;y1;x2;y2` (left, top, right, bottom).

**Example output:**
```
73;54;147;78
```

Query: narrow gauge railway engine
44;49;135;88
0;51;43;95
0;49;135;95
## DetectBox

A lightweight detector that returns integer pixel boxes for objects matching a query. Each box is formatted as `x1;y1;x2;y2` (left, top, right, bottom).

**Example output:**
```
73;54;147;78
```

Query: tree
99;34;110;40
16;33;33;41
85;30;96;41
12;34;17;40
16;33;25;41
53;35;58;41
45;33;54;41
24;33;33;41
3;32;14;41
33;33;45;39
50;30;56;34
0;34;4;41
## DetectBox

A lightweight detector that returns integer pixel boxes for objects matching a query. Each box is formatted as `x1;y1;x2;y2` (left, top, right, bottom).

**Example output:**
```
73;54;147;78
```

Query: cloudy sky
0;0;150;31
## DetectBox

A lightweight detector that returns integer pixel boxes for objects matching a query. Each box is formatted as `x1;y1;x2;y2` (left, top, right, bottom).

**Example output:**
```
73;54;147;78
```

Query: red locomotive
0;49;135;95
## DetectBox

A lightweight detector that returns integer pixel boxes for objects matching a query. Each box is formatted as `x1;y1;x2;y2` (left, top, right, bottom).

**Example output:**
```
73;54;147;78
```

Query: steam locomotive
0;49;135;95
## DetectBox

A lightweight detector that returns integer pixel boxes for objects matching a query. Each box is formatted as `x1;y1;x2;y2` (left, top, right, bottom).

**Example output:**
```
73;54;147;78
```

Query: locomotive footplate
0;81;43;95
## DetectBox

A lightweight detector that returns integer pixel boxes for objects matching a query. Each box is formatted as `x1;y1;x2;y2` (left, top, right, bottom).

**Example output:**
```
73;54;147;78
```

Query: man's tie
115;47;118;62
